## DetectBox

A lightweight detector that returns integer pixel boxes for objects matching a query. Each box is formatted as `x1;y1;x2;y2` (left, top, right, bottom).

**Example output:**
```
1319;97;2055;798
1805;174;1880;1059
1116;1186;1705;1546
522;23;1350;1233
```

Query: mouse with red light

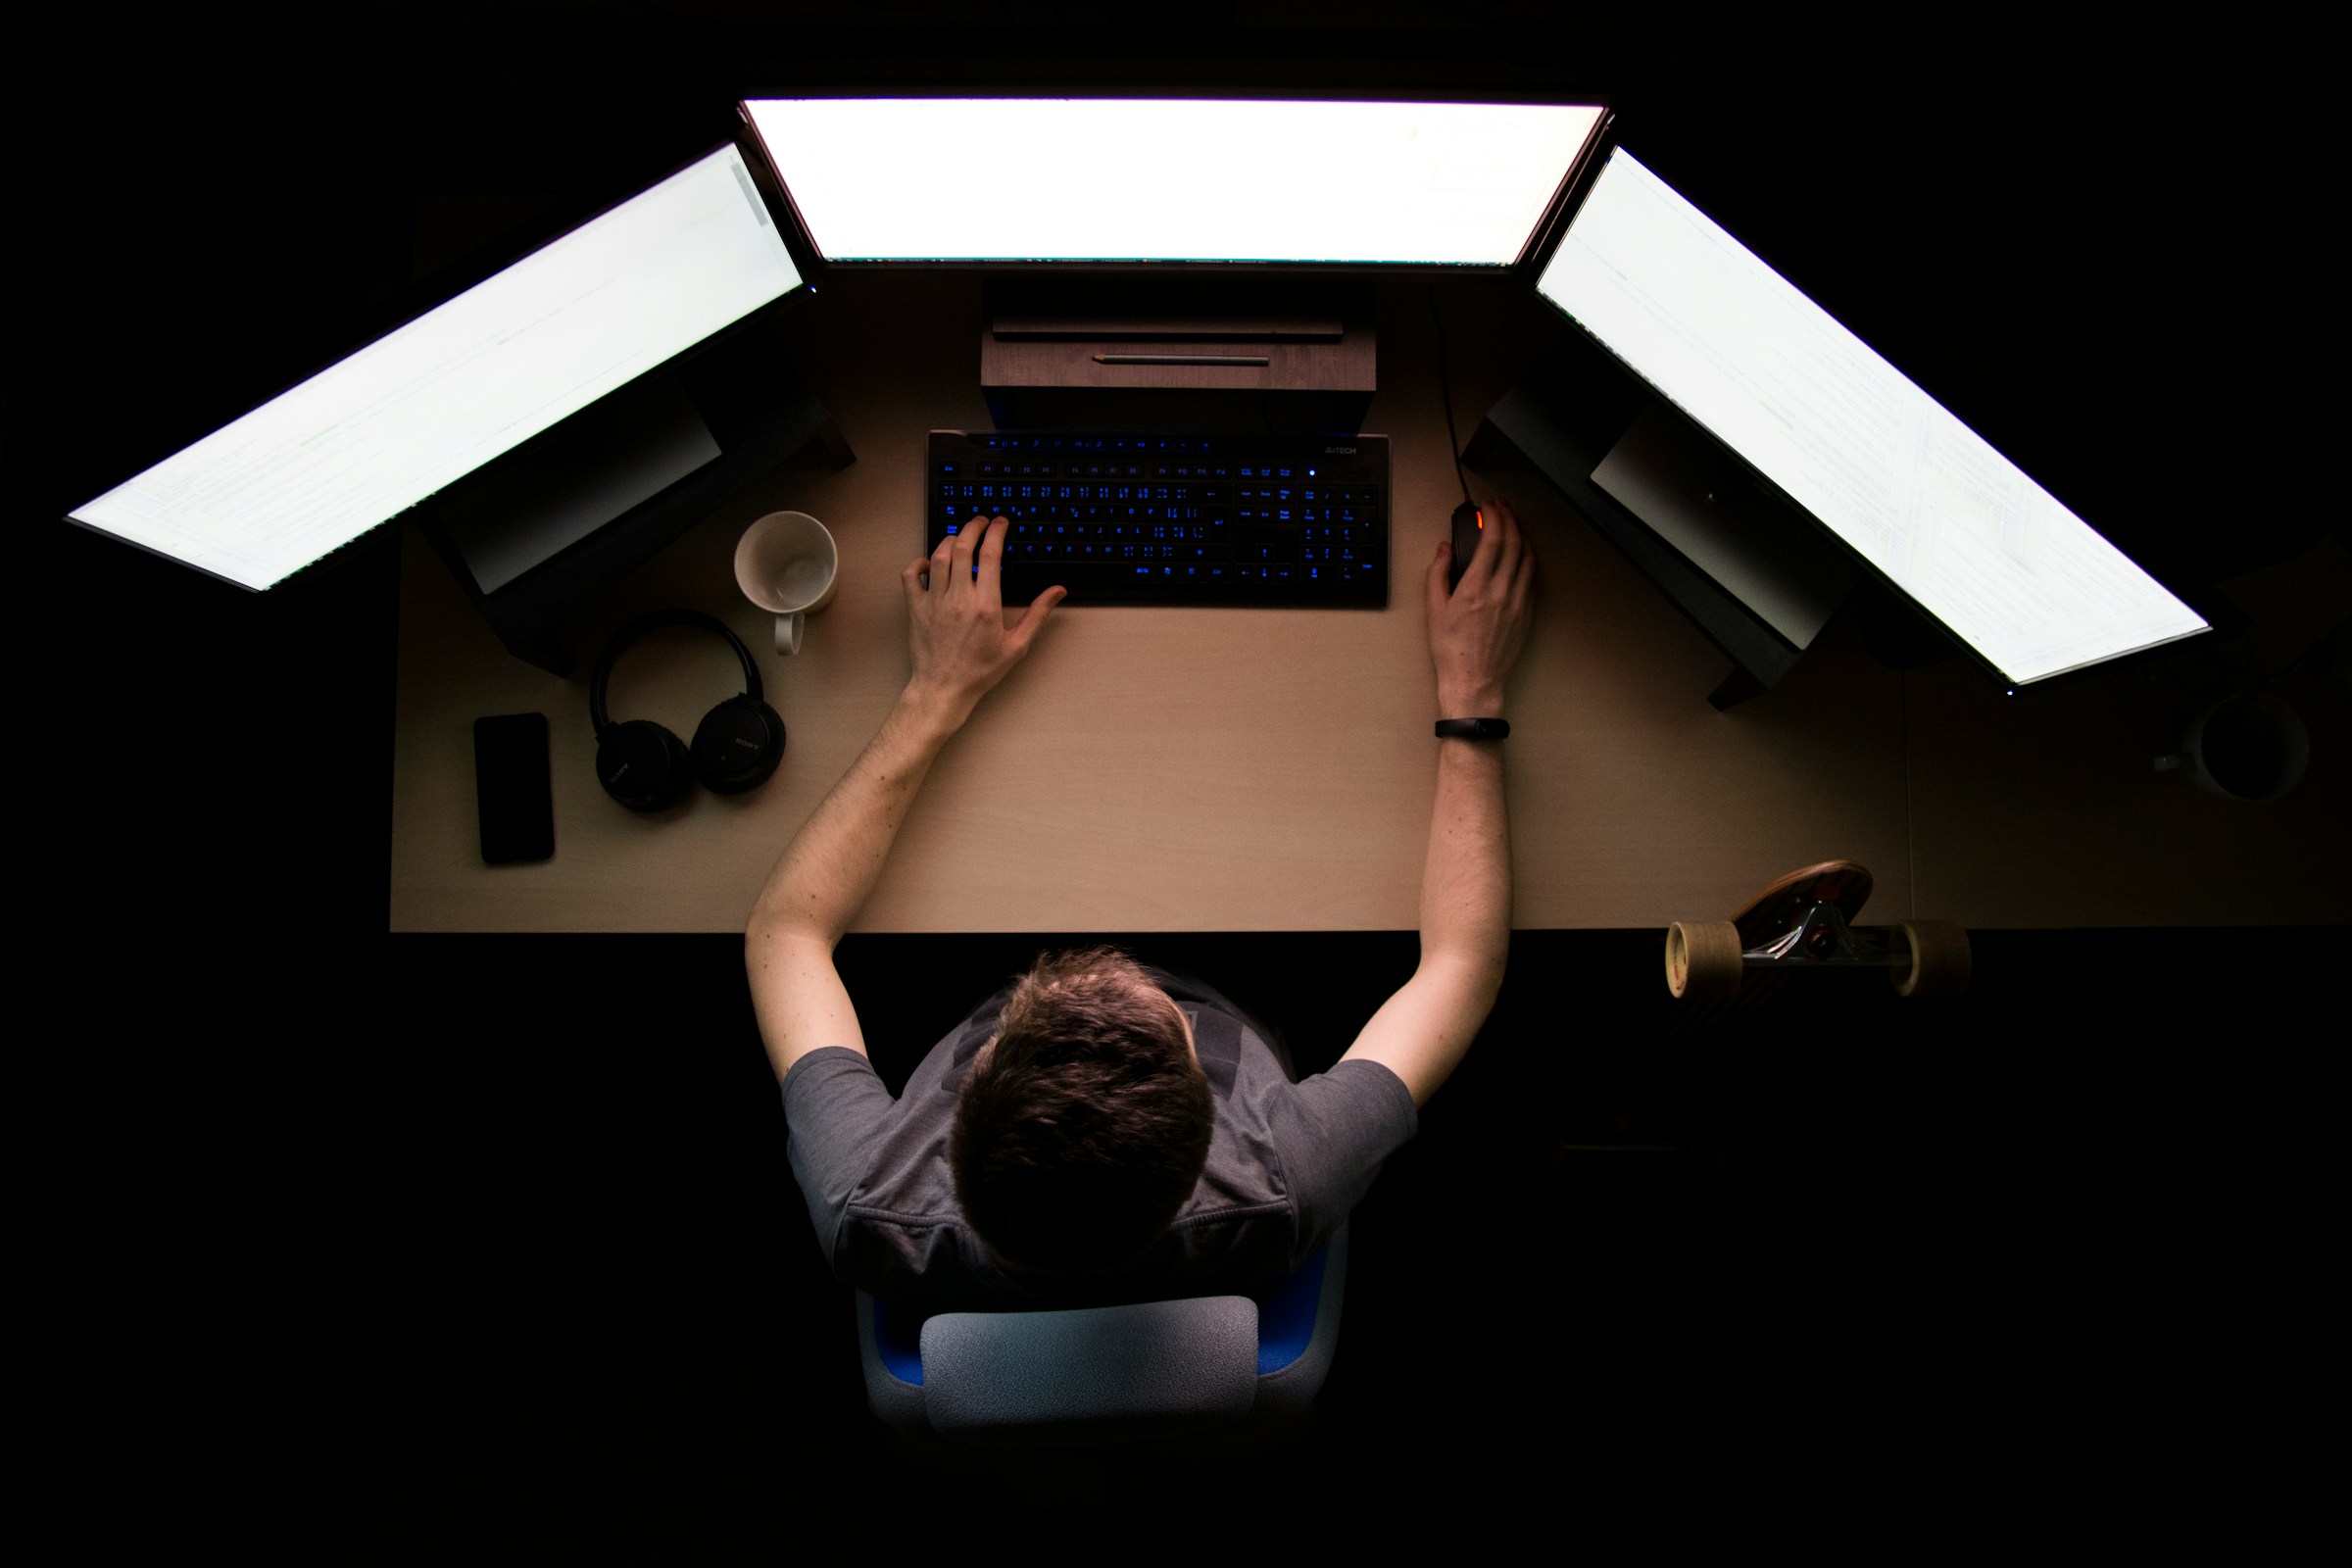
1448;501;1485;590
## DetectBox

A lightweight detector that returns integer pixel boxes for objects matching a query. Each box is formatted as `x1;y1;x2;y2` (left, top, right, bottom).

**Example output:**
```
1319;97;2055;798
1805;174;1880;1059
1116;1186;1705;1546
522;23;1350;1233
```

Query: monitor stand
1465;334;1858;710
980;277;1375;434
434;373;721;597
1590;404;1857;658
413;322;853;677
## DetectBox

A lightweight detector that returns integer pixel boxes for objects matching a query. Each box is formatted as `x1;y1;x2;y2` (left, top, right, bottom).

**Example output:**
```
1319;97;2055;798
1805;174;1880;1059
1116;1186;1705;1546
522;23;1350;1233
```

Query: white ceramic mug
734;511;838;655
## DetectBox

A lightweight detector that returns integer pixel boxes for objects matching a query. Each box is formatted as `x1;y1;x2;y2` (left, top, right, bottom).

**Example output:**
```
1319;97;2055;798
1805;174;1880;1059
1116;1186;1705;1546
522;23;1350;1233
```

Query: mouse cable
1427;284;1472;509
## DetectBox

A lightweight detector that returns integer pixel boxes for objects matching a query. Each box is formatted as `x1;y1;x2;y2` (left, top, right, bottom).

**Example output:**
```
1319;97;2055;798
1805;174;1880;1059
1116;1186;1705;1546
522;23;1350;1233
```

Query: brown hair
951;948;1213;1276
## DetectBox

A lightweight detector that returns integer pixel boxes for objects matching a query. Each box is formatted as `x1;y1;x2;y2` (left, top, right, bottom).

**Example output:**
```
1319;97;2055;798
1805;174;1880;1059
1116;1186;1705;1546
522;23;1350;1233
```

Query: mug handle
774;611;806;656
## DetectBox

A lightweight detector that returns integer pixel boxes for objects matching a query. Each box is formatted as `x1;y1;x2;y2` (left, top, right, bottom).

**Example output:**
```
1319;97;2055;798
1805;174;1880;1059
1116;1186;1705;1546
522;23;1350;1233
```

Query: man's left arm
746;515;1065;1083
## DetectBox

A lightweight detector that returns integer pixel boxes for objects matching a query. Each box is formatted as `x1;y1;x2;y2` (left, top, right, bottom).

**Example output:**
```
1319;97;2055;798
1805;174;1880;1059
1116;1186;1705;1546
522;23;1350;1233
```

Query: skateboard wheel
1666;920;1742;1000
1894;921;1971;998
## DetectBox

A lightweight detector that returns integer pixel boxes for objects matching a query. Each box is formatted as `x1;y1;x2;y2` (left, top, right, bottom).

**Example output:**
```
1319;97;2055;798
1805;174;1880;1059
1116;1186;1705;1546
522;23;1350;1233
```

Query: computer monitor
739;96;1607;270
1534;146;2209;689
68;141;807;593
742;94;1608;435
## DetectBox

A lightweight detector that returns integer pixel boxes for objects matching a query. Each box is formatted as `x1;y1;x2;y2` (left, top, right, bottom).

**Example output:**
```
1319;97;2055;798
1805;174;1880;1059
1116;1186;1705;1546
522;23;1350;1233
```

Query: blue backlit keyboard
927;429;1388;607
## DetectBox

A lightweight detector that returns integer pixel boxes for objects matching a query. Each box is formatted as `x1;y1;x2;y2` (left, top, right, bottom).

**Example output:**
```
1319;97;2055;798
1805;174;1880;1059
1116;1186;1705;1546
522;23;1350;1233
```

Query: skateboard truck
1666;860;1971;1002
1749;895;1865;964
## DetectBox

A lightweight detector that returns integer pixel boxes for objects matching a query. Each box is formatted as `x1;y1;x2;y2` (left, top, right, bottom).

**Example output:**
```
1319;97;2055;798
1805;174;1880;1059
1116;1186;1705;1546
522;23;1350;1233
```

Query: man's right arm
1337;498;1535;1107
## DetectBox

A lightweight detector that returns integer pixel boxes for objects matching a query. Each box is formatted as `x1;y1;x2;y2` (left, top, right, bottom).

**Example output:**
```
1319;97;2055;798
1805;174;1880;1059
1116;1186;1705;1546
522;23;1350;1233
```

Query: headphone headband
589;610;763;734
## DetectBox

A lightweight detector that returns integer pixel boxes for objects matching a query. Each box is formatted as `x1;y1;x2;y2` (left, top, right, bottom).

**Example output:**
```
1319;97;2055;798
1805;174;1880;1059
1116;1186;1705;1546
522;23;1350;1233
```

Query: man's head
950;948;1213;1279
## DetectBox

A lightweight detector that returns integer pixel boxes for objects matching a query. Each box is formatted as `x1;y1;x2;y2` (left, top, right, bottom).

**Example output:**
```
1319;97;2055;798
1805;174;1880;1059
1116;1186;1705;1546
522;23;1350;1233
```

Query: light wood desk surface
389;271;2351;933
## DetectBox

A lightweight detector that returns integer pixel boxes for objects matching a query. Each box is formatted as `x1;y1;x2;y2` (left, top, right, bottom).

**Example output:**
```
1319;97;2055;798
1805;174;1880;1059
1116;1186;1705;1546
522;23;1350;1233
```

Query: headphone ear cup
691;696;786;794
597;720;696;811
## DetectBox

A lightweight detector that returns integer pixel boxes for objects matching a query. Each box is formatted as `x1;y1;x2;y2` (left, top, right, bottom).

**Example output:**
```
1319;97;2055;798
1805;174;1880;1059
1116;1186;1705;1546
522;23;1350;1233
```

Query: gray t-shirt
781;987;1417;1311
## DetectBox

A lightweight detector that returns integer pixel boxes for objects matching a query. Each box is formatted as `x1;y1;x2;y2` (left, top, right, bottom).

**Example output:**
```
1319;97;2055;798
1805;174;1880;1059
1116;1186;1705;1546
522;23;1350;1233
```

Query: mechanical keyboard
927;429;1389;607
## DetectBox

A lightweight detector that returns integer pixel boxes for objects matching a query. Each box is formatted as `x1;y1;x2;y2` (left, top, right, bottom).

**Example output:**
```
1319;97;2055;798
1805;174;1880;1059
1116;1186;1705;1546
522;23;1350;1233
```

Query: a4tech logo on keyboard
927;430;1389;608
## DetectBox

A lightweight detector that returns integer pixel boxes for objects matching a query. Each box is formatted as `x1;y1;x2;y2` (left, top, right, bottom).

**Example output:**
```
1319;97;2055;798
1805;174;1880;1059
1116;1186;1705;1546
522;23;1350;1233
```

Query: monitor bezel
1530;142;2222;696
736;89;1612;279
67;128;812;592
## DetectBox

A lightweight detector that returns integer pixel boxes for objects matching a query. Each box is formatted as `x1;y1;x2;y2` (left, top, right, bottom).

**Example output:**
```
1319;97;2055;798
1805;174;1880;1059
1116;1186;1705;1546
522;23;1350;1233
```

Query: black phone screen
473;712;555;864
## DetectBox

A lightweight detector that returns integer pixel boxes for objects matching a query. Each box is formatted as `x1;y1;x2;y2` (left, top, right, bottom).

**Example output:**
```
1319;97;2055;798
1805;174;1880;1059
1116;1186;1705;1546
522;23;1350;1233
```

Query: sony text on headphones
589;610;785;811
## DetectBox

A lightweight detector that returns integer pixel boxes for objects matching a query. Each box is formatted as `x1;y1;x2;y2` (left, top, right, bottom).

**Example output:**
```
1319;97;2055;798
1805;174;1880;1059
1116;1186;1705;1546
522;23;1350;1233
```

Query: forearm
1417;733;1511;994
1339;734;1511;1107
748;689;964;947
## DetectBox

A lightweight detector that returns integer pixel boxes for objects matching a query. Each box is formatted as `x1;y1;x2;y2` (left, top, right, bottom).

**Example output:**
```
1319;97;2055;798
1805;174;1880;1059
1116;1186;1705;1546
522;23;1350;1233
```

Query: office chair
857;1221;1348;1449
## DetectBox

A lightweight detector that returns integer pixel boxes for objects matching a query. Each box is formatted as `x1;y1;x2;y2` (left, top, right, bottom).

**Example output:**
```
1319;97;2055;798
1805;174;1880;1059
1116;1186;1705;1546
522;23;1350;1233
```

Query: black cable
1427;285;1472;508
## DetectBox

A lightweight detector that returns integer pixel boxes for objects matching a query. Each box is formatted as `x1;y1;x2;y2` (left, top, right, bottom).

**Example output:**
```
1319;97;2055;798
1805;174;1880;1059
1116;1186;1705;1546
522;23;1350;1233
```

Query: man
748;499;1535;1309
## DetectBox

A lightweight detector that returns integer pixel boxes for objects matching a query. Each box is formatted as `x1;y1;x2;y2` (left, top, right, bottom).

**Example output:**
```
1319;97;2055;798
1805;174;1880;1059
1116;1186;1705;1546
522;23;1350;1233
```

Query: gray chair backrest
858;1220;1348;1446
924;1296;1258;1445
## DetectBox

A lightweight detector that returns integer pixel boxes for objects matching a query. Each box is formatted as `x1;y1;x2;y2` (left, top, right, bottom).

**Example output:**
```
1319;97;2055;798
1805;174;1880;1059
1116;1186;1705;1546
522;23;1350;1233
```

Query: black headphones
589;610;786;811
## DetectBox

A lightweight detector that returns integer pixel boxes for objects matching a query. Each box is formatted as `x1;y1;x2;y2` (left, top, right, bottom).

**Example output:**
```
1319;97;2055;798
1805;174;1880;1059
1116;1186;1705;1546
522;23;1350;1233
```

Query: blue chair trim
1251;1243;1329;1376
872;1294;928;1387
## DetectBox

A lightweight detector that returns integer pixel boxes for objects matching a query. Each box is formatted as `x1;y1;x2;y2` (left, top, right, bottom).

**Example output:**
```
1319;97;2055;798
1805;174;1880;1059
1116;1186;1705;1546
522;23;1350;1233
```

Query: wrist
896;680;975;743
1436;686;1506;719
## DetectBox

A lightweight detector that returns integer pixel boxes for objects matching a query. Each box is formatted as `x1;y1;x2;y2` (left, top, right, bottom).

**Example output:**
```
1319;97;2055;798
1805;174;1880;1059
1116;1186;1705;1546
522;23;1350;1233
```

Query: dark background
16;4;2333;1550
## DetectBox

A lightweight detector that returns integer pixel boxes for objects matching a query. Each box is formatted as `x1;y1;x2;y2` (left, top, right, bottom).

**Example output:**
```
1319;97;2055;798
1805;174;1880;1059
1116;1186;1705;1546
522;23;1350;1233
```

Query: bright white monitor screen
1539;148;2206;686
70;144;803;592
742;98;1604;265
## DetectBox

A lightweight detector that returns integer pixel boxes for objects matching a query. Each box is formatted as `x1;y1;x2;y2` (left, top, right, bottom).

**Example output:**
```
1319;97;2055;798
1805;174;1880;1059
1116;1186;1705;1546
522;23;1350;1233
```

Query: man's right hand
902;514;1067;730
1426;496;1536;715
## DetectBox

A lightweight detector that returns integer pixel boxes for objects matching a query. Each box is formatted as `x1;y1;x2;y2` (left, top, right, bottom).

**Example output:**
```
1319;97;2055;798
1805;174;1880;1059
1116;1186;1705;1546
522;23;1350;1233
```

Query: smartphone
473;712;555;864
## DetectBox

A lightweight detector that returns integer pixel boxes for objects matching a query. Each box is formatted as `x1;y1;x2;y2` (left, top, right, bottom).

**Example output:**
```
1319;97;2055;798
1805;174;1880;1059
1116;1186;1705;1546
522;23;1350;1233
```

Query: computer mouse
1448;501;1484;590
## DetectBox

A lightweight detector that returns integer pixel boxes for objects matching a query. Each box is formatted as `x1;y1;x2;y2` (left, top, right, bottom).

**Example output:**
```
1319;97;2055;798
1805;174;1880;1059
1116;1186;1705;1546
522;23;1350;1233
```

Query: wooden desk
389;270;2350;933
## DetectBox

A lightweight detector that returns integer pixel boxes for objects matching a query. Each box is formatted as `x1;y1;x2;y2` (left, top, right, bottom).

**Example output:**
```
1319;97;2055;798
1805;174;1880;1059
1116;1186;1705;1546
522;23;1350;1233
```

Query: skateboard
1665;859;1970;1001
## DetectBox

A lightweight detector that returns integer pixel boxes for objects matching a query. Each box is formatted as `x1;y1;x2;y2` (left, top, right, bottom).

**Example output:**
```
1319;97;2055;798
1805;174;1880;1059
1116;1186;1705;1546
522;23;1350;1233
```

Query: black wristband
1435;717;1509;740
